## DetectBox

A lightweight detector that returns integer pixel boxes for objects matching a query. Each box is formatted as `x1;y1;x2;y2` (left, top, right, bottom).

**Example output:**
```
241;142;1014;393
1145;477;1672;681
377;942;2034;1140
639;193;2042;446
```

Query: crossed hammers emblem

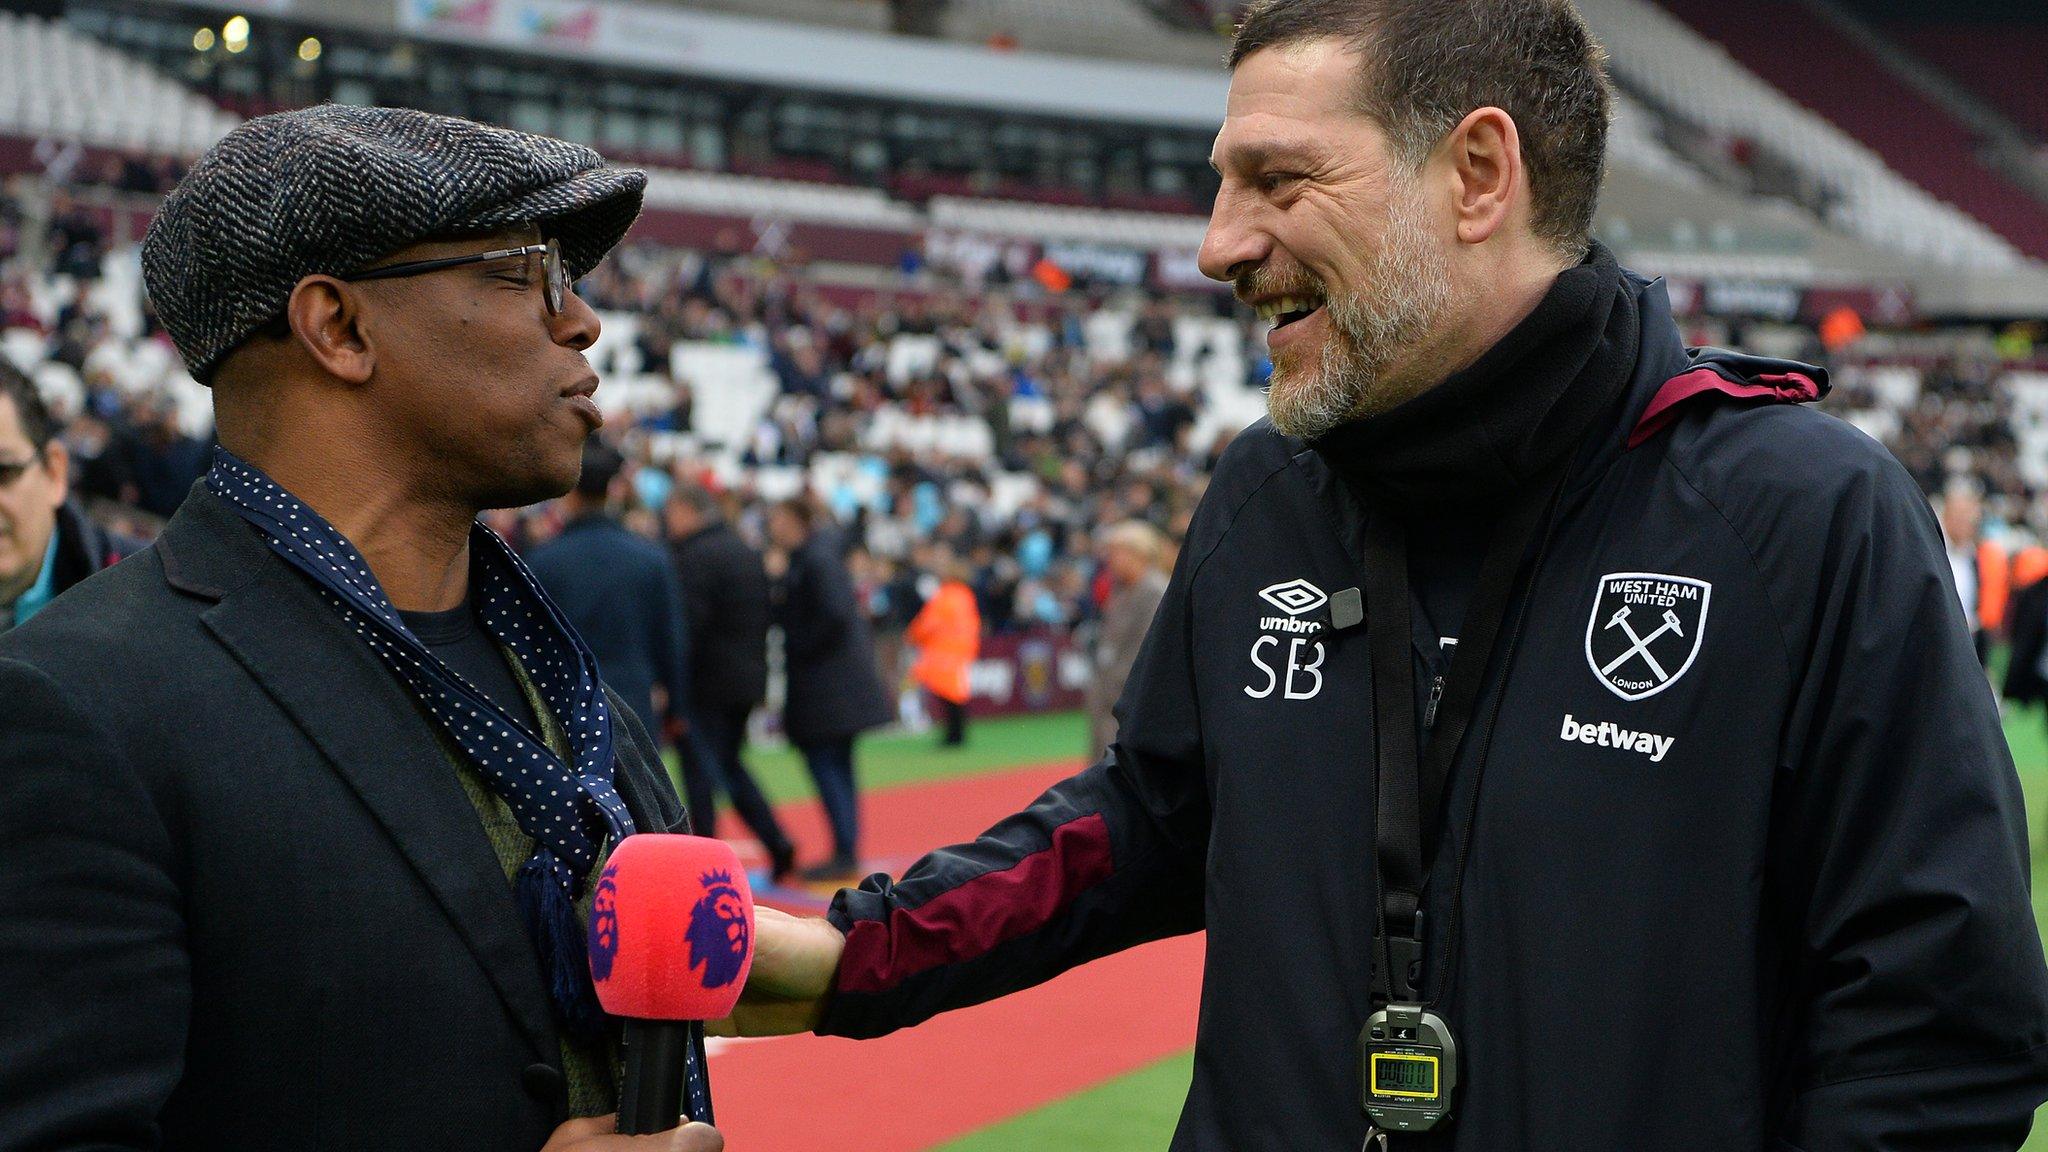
1601;605;1684;681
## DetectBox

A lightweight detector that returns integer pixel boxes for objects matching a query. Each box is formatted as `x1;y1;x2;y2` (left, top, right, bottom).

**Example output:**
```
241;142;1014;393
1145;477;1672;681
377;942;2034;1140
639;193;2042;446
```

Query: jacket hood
1613;276;1829;454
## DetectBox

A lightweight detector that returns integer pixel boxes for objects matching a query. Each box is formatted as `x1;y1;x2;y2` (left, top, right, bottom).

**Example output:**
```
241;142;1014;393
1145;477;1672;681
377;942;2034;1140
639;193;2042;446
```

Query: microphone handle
618;1018;693;1135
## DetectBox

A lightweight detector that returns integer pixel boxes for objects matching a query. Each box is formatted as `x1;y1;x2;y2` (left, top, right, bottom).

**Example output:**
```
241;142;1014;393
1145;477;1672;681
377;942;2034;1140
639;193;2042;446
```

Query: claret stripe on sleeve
835;813;1116;995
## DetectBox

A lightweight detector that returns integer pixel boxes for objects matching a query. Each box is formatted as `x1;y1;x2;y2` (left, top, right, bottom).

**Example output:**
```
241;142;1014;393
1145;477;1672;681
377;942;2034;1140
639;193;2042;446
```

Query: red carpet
705;763;1205;1151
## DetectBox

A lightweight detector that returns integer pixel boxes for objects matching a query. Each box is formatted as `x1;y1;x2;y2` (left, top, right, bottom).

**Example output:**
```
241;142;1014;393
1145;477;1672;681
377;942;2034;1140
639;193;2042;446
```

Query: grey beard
1265;191;1452;440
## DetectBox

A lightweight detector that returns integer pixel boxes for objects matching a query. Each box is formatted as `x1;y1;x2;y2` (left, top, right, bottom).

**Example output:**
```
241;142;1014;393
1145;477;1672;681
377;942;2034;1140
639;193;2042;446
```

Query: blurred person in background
1084;520;1169;758
115;389;207;519
906;544;981;747
527;438;694;781
1941;479;2008;666
853;547;922;726
665;478;797;882
766;496;893;881
2003;565;2048;717
0;360;137;632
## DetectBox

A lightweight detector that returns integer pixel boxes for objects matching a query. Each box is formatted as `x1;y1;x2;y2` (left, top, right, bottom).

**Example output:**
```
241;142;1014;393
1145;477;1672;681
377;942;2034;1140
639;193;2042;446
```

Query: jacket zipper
1423;674;1446;731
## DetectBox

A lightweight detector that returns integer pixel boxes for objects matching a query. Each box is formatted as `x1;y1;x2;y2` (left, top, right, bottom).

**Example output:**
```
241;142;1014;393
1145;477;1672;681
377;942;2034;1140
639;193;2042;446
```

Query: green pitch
932;1052;1196;1151
670;711;1091;810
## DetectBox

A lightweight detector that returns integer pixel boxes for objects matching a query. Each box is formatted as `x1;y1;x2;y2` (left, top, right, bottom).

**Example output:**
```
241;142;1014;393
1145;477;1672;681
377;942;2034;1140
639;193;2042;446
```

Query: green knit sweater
443;651;621;1118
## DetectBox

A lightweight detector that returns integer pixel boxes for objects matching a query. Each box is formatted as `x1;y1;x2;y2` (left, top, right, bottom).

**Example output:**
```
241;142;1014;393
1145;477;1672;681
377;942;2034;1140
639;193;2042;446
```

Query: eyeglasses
338;237;570;315
0;449;41;488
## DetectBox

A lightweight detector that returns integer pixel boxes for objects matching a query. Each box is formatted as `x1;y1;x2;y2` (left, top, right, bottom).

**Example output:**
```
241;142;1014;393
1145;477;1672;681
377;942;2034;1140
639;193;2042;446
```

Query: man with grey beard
717;2;2048;1148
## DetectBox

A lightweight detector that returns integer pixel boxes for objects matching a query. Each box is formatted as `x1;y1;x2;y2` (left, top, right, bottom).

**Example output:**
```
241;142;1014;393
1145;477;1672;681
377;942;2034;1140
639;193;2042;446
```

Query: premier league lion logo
588;865;621;982
685;869;750;989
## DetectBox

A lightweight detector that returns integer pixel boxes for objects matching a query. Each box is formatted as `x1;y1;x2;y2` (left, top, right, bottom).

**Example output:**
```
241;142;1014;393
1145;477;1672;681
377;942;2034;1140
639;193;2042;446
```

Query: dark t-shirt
397;600;529;723
394;598;620;1116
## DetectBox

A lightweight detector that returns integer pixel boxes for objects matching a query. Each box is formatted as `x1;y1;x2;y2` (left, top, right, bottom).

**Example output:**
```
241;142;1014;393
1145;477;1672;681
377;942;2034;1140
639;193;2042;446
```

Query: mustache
1233;264;1326;306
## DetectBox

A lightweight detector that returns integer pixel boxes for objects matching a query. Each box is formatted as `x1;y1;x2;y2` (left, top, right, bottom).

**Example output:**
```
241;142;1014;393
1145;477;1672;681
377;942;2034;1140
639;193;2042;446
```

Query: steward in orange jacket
909;578;981;705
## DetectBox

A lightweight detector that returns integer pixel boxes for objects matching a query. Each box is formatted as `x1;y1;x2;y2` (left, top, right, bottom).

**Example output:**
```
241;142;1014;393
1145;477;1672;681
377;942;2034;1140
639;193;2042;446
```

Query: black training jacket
818;276;2048;1151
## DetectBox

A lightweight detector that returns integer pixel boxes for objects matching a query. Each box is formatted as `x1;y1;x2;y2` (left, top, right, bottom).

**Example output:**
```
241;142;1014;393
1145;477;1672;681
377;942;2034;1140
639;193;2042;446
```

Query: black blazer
0;484;693;1152
669;521;769;715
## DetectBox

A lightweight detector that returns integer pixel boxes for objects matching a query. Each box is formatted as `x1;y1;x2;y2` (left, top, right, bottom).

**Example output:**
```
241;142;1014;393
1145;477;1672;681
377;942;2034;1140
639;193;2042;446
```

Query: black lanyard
1361;466;1568;1007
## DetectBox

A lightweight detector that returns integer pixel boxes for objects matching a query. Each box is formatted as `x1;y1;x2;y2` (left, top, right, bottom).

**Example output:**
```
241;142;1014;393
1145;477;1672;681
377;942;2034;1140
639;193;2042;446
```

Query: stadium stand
1649;0;2048;262
1573;0;2025;271
927;196;1206;250
1607;91;1710;190
937;0;1226;66
1889;24;2048;144
4;0;2047;610
644;168;925;232
0;11;237;156
659;0;895;34
33;0;2045;301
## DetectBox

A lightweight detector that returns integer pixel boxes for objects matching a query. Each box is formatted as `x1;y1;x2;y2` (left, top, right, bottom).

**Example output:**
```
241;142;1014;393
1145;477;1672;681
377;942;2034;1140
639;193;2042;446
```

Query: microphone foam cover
589;833;755;1021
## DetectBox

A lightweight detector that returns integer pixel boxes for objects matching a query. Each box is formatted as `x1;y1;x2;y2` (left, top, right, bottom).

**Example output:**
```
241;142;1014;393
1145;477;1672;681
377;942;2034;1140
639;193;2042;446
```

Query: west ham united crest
1585;572;1711;701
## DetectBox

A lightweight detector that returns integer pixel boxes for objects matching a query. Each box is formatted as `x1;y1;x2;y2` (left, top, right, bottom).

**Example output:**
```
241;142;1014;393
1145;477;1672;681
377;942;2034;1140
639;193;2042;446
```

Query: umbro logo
1260;579;1327;616
1257;579;1327;635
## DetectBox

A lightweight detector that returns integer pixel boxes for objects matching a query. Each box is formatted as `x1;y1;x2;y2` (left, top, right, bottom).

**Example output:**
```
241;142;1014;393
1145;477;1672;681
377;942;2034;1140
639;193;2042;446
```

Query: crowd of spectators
562;236;1249;649
5;167;2048;685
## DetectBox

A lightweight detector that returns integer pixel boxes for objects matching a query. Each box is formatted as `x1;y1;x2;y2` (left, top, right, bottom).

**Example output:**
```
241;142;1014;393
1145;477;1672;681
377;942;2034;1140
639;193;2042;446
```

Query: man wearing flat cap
0;107;723;1151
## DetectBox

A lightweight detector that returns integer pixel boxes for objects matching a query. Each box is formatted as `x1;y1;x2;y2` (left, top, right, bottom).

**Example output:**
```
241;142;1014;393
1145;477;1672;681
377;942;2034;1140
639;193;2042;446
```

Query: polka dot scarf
207;447;634;1036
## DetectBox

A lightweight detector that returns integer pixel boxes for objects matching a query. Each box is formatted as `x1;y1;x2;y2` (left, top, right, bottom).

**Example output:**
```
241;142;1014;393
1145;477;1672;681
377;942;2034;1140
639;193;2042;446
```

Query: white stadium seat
0;15;239;155
1573;0;2019;271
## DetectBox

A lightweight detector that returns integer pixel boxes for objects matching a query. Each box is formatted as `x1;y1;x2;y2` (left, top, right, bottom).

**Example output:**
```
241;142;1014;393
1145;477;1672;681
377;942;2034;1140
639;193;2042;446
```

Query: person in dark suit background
0;107;722;1151
765;496;893;881
112;391;208;520
526;440;692;765
664;480;795;882
2002;565;2048;719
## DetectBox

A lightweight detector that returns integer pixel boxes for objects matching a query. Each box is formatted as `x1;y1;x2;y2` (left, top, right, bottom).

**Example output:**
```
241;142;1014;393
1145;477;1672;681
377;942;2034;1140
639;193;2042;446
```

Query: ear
1442;106;1523;247
38;437;69;501
285;275;376;386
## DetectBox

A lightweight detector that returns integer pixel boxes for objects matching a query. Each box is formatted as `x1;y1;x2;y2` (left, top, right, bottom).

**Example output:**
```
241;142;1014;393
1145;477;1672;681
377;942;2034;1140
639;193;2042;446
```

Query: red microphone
589;834;754;1134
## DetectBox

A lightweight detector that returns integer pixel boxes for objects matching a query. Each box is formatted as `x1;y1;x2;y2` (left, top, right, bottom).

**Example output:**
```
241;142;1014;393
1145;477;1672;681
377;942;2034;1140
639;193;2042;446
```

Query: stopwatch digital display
1370;1052;1440;1098
1361;1003;1458;1132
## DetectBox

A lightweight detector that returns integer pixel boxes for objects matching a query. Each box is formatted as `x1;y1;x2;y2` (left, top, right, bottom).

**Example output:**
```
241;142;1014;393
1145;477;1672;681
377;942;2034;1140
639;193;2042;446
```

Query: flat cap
141;104;646;382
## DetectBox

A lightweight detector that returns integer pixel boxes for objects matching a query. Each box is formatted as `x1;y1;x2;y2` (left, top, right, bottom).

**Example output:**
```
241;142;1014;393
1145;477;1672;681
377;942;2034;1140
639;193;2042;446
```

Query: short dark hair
1228;0;1612;254
576;439;624;498
772;497;815;533
0;358;56;451
668;479;721;520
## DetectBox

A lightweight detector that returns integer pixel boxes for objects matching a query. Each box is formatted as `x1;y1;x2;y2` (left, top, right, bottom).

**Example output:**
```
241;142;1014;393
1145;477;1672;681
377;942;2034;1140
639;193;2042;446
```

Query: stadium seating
1890;24;2048;144
665;0;893;34
1649;0;2048;263
937;0;1224;66
1571;0;2023;271
643;168;924;231
928;196;1207;251
1608;91;1709;189
668;341;780;448
0;11;237;156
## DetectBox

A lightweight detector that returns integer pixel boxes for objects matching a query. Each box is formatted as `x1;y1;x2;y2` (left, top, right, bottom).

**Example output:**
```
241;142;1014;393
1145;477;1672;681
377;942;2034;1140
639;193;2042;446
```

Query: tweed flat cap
141;104;646;382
